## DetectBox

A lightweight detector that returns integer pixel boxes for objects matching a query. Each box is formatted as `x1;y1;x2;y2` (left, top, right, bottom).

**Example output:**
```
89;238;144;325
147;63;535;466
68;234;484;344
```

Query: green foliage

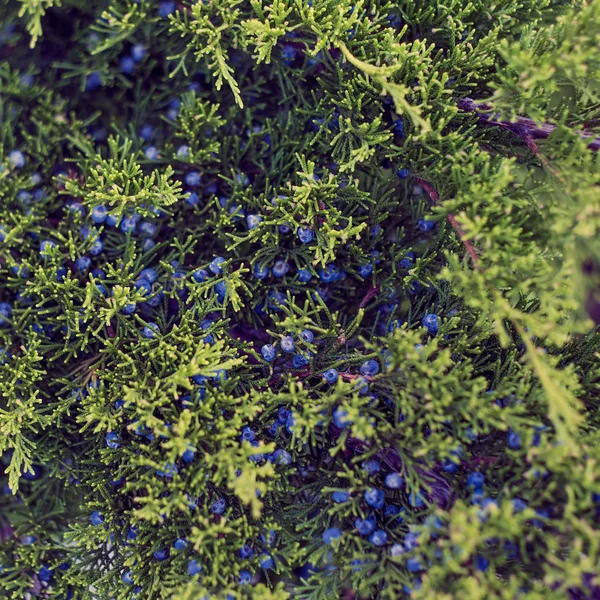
0;0;599;598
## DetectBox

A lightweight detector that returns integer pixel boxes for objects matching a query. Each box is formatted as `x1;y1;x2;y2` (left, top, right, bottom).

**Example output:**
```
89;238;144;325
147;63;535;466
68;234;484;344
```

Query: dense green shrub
1;0;599;598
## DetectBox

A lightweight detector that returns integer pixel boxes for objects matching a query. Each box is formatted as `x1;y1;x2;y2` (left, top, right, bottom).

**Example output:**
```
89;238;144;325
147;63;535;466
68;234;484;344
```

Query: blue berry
239;569;253;584
272;259;289;277
182;446;196;463
360;359;379;377
332;490;349;503
120;215;137;233
120;55;136;74
121;571;134;585
355;516;376;535
467;472;485;490
319;263;340;283
153;549;168;561
139;124;153;141
38;566;53;582
272;449;292;465
362;459;381;475
475;555;489;571
512;498;527;513
85;72;102;91
240;426;255;442
91;205;107;223
89;239;103;256
417;218;435;232
297;268;312;282
184;171;201;187
392;118;404;137
297;226;315;243
259;553;274;570
105;432;120;449
333;407;351;429
211;497;226;514
131;43;146;62
187;559;202;576
8;149;25;168
507;431;521;449
300;329;314;343
142;322;159;338
0;302;12;327
281;45;296;64
134;278;152;295
76;256;91;272
239;544;254;559
90;511;104;526
192;268;208;283
385;473;404;489
261;344;277;362
158;1;175;17
364;488;385;509
246;214;262;229
292;353;310;369
441;458;458;473
209;256;225;275
406;557;422;572
322;527;342;545
358;263;373;278
369;529;388;546
397;168;409;179
144;146;159;160
253;263;269;279
176;145;190;159
422;313;439;336
323;368;338;384
280;335;294;353
186;191;199;206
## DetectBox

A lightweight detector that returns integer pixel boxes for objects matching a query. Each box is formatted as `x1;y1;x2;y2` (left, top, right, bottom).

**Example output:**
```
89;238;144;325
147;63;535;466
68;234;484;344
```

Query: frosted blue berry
397;168;409;179
246;214;262;229
91;205;107;224
8;149;25;169
240;426;256;442
142;322;159;339
120;55;136;74
319;263;340;283
239;569;253;584
186;191;199;206
355;516;376;535
369;529;388;546
323;368;338;384
134;278;152;295
209;256;225;275
261;344;277;362
358;263;373;278
360;359;379;377
512;498;527;513
385;473;404;489
297;269;312;282
139;124;153;141
281;45;296;64
297;226;314;243
187;560;202;576
322;527;342;545
75;256;91;272
144;146;159;160
121;571;134;585
272;259;289;277
239;544;254;559
300;329;314;343
211;497;226;514
417;218;435;232
90;511;104;526
279;335;294;353
105;432;120;449
441;458;458;473
292;353;310;369
120;215;137;233
362;459;381;475
422;313;439;336
192;268;208;283
184;171;201;187
131;43;146;62
89;239;103;256
364;487;385;509
158;1;175;17
176;145;190;159
272;449;292;465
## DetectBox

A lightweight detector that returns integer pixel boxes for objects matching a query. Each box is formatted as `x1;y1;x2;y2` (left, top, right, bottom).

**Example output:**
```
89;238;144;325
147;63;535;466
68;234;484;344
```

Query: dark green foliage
0;0;599;598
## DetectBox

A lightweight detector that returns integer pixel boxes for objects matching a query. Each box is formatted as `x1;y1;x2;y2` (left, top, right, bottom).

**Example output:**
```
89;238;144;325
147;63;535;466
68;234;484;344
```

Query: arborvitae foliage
0;0;599;598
